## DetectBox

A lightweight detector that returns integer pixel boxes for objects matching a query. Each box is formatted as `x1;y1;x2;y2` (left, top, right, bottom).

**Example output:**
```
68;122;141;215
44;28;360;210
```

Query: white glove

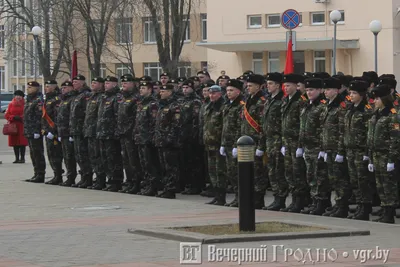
363;156;369;161
324;153;328;162
58;137;62;142
296;148;303;158
318;151;326;159
255;149;264;157
335;154;344;163
232;148;238;158
219;147;226;156
387;163;395;172
33;133;40;139
280;147;285;156
46;132;54;140
368;164;374;172
69;137;74;142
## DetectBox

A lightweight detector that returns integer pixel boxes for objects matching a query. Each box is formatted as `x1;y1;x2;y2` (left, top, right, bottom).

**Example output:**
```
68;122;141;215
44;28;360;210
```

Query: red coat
5;98;28;147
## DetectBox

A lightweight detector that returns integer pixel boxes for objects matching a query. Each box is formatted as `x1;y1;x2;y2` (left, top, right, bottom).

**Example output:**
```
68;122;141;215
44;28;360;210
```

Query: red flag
71;50;78;79
284;38;294;74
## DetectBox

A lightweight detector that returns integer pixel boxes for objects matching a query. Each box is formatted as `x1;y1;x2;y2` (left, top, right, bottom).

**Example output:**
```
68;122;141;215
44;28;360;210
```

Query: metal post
237;135;255;232
333;23;337;75
374;33;378;73
34;36;37;81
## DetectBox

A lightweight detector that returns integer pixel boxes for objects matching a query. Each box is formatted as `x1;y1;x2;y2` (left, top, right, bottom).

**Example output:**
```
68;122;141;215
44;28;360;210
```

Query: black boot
13;147;20;163
103;181;122;192
254;192;265;209
225;194;238;207
300;197;315;214
347;204;362;218
157;190;176;199
31;174;45;183
352;204;371;221
372;206;385;222
371;207;384;216
323;204;339;216
19;146;25;163
310;199;331;215
264;196;277;210
71;177;86;188
45;170;63;185
79;176;93;188
265;196;286;211
61;178;75;187
214;188;226;206
126;182;141;194
206;187;218;204
380;206;395;224
330;199;349;218
281;195;296;212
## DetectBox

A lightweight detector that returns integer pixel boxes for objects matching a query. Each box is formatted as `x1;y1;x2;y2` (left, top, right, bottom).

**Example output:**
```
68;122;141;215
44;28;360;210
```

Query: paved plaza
0;118;400;266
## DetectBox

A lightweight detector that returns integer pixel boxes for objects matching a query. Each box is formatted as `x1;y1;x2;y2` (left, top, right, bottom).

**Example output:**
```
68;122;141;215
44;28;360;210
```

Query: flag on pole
283;33;294;96
71;50;78;80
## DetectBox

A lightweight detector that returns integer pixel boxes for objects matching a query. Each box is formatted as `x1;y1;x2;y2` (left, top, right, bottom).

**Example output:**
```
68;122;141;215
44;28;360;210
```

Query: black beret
14;90;24;97
168;79;178;84
379;78;397;89
140;76;152;82
349;80;369;93
312;72;331;79
45;80;57;85
27;81;40;87
160;72;170;77
177;77;187;82
197;70;210;76
105;76;118;82
92;77;104;83
283;74;304;84
218;75;230;80
73;74;85;81
200;81;215;88
160;84;174;90
140;81;153;87
61;81;73;87
323;77;341;89
266;72;283;83
371;84;391;98
304;78;324;89
182;79;194;87
121;76;134;82
153;81;162;86
189;76;200;82
246;74;265;85
227;79;243;90
120;73;133;79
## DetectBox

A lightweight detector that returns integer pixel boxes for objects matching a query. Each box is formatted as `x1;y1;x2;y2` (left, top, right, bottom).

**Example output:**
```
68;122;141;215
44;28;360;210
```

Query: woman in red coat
5;90;28;163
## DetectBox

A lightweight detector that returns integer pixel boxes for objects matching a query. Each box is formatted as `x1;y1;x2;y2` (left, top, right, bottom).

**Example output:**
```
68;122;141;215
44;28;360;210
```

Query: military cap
379;77;397;89
243;70;254;76
140;76;152;82
177;77;187;82
303;72;313;79
14;90;24;97
105;76;118;82
323;77;341;89
312;72;331;79
121;76;134;82
333;75;351;87
160;72;170;78
371;84;391;98
218;75;230;80
349;80;369;93
27;81;40;87
140;81;153;87
153;81;162;86
168;79;178;84
197;70;210;76
133;77;141;82
209;85;222;92
380;74;396;80
304;78;324;89
246;74;265;85
283;74;304;84
72;74;85;81
121;73;133;79
362;71;379;83
227;79;243;90
61;81;73;87
266;72;283;83
352;76;368;82
160;84;174;90
189;76;200;82
200;80;215;89
92;77;105;83
45;80;57;85
182;79;194;87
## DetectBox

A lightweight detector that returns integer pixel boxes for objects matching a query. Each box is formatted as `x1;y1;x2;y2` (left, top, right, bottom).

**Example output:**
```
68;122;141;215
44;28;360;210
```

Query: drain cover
71;205;121;211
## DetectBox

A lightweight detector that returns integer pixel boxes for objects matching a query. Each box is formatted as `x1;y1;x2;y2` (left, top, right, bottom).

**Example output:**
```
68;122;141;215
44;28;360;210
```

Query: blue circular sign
281;9;300;30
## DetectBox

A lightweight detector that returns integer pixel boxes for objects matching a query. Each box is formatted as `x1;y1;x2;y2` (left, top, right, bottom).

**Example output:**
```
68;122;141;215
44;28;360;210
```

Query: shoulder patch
365;104;372;110
346;95;351;101
240;100;245;105
394;123;400;130
260;96;266;101
320;99;326;104
55;96;59;100
301;95;307;101
340;102;346;109
391;108;397;114
396;93;400;98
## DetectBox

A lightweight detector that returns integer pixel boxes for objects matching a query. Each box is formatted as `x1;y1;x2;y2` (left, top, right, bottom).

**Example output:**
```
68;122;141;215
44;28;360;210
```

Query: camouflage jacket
281;91;307;145
24;93;43;137
180;92;202;144
299;94;326;150
339;90;352;109
83;91;103;138
221;94;244;148
117;90;139;137
393;92;400;110
41;91;61;135
260;90;284;152
96;87;121;140
367;106;400;162
320;95;347;154
134;95;158;145
56;91;78;138
198;97;210;145
69;86;91;136
153;95;182;148
240;90;266;150
203;96;224;150
343;100;373;152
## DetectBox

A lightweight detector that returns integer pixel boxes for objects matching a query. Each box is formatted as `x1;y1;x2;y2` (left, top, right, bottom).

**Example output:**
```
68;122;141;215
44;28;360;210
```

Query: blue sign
281;9;300;30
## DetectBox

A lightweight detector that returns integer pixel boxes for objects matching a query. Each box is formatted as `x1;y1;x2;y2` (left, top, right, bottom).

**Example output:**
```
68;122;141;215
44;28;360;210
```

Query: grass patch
172;222;327;235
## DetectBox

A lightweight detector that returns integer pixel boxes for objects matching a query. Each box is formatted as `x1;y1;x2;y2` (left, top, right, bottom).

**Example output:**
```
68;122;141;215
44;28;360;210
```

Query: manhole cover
71;205;121;211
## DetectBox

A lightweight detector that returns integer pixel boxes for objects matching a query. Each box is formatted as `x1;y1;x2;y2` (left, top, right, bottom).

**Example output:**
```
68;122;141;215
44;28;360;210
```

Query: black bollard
237;135;255;232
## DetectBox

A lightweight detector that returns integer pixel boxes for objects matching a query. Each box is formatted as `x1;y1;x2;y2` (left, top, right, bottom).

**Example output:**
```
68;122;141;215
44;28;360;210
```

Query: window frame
248;15;262;29
311;12;326;26
143;17;157;44
266;14;280;28
252;52;263;74
313;51;326;72
115;18;133;44
201;14;207;41
268;52;280;73
143;62;162;81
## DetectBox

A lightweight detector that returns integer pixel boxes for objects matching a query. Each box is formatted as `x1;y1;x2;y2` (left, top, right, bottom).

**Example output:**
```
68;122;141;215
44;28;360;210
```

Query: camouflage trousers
99;139;124;182
181;143;204;190
61;138;77;180
121;136;143;185
45;137;63;175
373;152;399;207
72;135;92;178
304;147;329;200
87;137;105;178
325;151;350;202
254;153;268;194
207;149;226;189
346;149;372;204
266;139;288;198
282;138;308;196
158;147;180;192
28;138;46;176
138;145;161;189
224;146;238;194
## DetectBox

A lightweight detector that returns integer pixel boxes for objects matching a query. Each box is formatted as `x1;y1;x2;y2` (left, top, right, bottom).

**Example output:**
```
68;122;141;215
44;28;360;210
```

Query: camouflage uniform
70;86;92;185
57;90;78;185
24;90;46;182
42;91;63;184
97;87;123;191
198;96;211;194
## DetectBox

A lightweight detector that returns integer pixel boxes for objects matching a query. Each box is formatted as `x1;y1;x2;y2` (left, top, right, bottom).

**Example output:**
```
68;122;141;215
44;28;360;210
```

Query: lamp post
31;26;42;81
330;10;341;76
369;20;382;73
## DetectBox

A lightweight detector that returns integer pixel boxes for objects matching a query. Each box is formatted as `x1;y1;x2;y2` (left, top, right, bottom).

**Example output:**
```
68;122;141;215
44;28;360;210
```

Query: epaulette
55;96;59;100
240;100;245;105
369;98;374;104
396;93;400;98
346;95;351;101
365;104;372;110
340;102;346;109
320;99;327;104
301;95;307;101
391;108;397;114
260;96;266;101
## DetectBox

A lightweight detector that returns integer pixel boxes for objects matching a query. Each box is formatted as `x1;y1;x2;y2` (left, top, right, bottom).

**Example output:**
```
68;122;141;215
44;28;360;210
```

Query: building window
268;52;280;72
183;15;190;41
115;18;132;44
252;52;263;74
299;13;303;26
267;14;280;27
178;62;191;77
311;12;325;25
12;84;17;92
115;63;132;79
144;62;162;81
201;61;208;71
248;15;262;28
100;64;107;77
19;59;26;76
330;10;345;24
143;17;156;43
314;51;326;72
21;85;25;92
0;66;4;90
0;25;4;49
201;14;207;41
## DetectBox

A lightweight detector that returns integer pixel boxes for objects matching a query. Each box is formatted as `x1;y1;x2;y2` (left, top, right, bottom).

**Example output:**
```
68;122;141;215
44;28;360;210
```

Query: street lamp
330;10;341;76
31;26;42;80
369;20;382;73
